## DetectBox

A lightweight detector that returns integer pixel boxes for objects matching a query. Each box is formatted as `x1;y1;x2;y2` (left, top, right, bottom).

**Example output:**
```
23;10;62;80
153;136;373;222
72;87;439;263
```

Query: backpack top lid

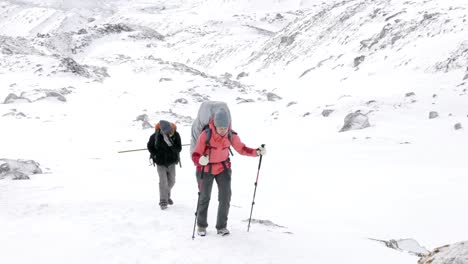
155;121;177;134
190;101;231;156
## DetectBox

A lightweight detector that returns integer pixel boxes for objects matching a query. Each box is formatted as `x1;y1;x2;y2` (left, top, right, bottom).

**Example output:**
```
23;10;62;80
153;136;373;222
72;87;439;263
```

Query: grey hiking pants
157;164;176;202
196;168;232;230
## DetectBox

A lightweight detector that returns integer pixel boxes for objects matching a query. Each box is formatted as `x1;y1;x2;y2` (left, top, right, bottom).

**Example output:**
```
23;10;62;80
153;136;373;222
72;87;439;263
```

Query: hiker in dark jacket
147;120;182;210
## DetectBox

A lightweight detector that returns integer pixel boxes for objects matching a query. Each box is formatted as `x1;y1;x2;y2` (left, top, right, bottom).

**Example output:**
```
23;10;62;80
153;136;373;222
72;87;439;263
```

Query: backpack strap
228;130;236;156
204;127;212;146
153;129;161;149
202;127;212;173
205;127;236;157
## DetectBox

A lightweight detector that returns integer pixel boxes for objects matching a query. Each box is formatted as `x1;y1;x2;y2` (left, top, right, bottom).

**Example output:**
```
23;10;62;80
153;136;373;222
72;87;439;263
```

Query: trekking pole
118;148;146;153
247;144;265;232
192;166;205;240
118;144;190;154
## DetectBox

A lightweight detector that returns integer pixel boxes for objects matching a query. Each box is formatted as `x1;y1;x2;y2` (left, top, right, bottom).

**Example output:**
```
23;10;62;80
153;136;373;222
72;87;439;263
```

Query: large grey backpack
190;101;232;156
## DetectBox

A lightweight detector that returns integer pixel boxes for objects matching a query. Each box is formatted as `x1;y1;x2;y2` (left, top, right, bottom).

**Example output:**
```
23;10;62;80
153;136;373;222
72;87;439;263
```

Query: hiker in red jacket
191;109;266;236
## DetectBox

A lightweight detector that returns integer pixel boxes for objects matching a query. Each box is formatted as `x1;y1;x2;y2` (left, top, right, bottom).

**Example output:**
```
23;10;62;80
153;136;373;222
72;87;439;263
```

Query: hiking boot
159;200;168;210
197;226;207;236
216;228;230;236
168;198;173;205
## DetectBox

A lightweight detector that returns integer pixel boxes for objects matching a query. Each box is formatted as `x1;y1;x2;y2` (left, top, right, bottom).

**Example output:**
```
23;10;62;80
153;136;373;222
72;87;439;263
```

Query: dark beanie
159;120;173;135
214;110;230;128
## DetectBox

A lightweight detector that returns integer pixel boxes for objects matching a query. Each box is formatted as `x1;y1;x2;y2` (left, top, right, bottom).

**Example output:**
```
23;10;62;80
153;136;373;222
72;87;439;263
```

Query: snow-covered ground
1;0;468;263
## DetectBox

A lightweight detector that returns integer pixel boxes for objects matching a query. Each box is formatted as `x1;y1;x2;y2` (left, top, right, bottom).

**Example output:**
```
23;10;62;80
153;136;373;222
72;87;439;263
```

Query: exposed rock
142;121;153;130
454;123;462;130
354;55;365;67
244;25;275;37
418;241;468;264
286;101;297;107
2;110;27;118
59;57;109;81
136;114;148;122
40;91;67;102
3;93;31;104
266;92;282;101
0;35;42;55
370;238;429;257
174;98;188;104
159;77;172;82
406;92;416;97
236;98;255;104
280;35;296;45
129;27;164;41
339;111;370;132
0;159;42;180
429;111;439;119
322;109;334;117
222;72;232;79
60;57;90;77
144;56;253;93
10;171;30;180
77;28;88;35
97;23;133;34
236;72;249;79
434;42;468;73
243;218;286;228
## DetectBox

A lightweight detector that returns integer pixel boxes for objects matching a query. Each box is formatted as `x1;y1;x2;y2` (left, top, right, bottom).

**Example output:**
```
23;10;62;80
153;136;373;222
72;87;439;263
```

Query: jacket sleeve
147;134;156;156
191;131;208;165
174;132;182;153
231;133;257;157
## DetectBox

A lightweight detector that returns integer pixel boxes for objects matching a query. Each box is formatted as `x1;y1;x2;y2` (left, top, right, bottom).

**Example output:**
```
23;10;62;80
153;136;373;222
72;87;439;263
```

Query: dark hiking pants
196;168;232;230
157;164;176;202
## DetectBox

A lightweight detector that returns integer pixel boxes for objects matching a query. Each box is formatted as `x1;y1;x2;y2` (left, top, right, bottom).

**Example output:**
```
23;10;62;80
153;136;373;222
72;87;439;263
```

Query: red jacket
192;121;257;175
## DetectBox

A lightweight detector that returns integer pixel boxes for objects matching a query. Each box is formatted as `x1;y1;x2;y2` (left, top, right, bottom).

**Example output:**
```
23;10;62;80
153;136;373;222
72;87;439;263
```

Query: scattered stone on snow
339;110;370;132
243;218;286;228
429;111;439;119
354;55;365;67
321;109;334;117
236;97;255;104
266;92;282;101
136;114;148;122
369;238;429;257
3;93;31;104
60;57;109;81
236;72;248;79
142;121;153;130
2;109;27;118
0;159;42;180
174;98;188;104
